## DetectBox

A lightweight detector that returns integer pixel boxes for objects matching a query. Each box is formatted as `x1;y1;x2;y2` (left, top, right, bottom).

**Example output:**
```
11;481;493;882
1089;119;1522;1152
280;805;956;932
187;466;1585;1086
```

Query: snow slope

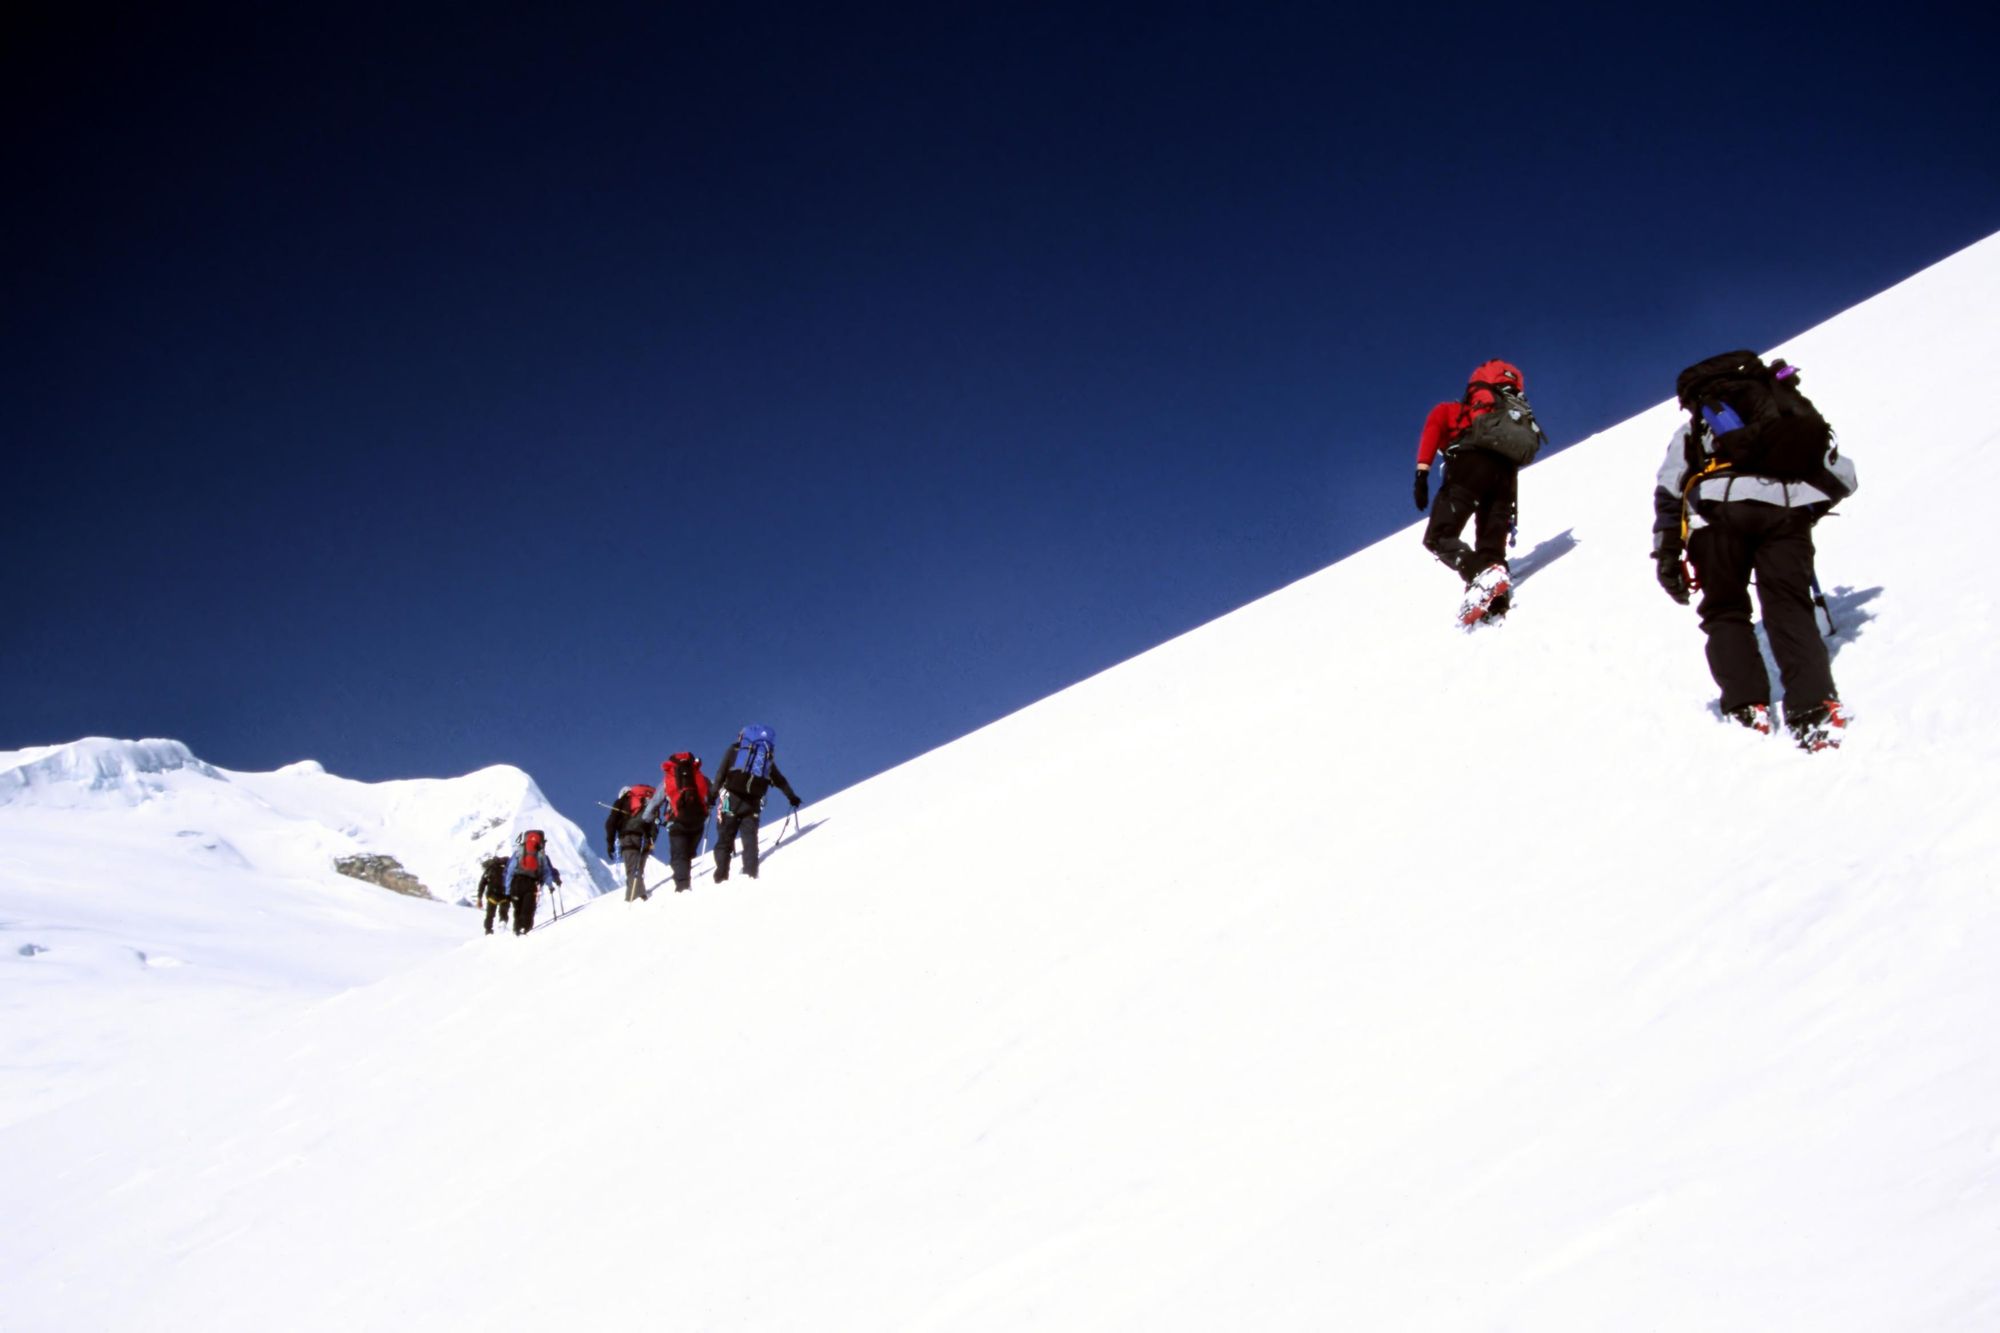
4;234;1999;1330
0;738;614;1126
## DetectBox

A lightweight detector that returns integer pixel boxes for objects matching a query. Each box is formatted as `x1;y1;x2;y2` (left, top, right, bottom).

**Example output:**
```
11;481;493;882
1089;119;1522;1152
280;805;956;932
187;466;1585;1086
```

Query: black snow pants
482;892;512;934
715;807;762;879
665;822;703;891
1687;500;1835;715
510;874;540;934
1423;450;1517;583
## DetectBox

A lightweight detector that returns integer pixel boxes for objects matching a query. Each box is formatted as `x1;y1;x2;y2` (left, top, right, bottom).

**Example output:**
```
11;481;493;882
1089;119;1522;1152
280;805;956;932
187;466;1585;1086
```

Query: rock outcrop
332;854;434;900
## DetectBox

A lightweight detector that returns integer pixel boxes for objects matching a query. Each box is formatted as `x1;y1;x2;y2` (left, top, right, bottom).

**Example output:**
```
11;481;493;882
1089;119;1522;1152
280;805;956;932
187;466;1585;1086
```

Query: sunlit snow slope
0;738;613;1126
4;234;1998;1331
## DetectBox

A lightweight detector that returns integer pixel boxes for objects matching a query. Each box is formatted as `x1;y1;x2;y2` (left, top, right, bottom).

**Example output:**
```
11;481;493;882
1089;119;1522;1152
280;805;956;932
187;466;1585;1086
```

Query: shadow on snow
1510;528;1579;586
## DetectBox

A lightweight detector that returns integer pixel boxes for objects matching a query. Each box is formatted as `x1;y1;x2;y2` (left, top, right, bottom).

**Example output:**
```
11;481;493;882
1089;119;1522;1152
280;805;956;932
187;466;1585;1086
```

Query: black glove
788;793;801;809
1656;550;1690;605
1412;468;1430;512
605;843;615;859
552;870;564;887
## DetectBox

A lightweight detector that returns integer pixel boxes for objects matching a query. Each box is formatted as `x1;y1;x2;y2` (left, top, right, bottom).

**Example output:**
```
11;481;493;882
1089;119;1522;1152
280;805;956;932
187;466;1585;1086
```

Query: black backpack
1675;350;1832;481
1451;385;1546;466
478;855;508;897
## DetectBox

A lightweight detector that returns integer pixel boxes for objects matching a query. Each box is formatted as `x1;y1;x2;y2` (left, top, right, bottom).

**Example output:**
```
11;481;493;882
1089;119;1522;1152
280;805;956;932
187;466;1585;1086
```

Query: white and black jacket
1651;423;1858;556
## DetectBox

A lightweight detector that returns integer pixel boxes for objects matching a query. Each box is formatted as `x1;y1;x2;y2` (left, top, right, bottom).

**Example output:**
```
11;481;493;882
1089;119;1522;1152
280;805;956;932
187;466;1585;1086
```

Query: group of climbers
608;724;802;896
1412;352;1857;751
475;352;1858;935
474;725;803;933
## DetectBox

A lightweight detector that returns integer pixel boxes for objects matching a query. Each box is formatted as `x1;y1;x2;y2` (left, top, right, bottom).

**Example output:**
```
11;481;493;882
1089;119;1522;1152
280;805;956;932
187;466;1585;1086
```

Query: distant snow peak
0;737;223;808
277;759;327;776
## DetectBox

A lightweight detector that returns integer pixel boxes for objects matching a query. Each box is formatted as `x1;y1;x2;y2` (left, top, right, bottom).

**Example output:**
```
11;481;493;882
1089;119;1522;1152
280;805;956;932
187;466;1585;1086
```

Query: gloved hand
1412;467;1430;512
552;870;564;887
1656;550;1690;605
605;844;615;859
788;794;801;809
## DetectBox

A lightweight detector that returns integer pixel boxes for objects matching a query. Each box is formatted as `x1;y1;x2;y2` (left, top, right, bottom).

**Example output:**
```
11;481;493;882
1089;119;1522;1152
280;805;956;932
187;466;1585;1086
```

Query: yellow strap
1678;459;1732;543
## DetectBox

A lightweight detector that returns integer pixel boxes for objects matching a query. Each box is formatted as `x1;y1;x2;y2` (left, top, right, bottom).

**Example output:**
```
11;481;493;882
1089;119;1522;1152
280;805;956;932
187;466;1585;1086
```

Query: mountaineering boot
1458;563;1512;628
713;867;729;883
1787;698;1850;752
1726;703;1774;735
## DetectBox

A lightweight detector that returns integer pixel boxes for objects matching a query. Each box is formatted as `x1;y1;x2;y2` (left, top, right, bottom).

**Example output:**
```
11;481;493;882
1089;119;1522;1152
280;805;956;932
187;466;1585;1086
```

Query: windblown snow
4;233;1999;1331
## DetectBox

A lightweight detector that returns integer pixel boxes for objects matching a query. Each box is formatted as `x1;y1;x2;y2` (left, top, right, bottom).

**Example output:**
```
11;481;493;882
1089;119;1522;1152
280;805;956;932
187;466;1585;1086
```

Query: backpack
478;855;508;895
618;784;656;817
661;753;709;825
1675;350;1831;481
730;725;774;780
1451;382;1546;466
514;829;546;875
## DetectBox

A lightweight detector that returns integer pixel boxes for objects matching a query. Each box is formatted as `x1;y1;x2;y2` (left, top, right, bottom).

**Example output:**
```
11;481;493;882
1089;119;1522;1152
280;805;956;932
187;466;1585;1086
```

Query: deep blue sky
8;4;1998;834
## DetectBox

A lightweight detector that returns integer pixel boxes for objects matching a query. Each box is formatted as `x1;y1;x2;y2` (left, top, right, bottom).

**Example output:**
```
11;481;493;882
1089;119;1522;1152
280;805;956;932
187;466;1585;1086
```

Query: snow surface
0;738;616;1126
4;234;2000;1330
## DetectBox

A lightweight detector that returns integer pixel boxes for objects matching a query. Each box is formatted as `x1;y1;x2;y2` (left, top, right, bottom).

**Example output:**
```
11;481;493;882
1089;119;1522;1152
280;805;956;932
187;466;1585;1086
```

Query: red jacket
1417;390;1511;467
1415;400;1466;467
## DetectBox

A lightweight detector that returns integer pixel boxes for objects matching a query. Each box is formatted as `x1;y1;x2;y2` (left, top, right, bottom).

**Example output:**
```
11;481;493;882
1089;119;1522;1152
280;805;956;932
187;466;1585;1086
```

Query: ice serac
2;232;2000;1330
0;737;222;808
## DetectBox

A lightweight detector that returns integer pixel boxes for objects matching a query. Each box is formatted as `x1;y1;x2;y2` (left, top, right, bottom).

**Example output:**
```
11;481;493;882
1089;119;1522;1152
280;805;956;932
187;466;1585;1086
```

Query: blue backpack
732;725;774;780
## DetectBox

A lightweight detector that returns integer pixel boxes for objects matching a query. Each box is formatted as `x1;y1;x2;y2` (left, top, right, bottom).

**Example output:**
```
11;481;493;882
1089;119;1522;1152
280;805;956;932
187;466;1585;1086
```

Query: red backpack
620;784;656;816
660;753;710;824
515;829;546;874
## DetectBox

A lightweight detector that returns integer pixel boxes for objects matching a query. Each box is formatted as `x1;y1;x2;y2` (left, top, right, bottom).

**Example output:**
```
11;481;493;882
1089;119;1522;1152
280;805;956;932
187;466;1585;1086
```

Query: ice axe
1810;571;1837;637
769;807;800;854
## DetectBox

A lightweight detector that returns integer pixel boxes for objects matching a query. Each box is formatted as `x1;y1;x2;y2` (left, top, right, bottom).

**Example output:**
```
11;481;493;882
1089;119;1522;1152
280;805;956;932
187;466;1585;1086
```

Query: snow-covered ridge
0;737;222;806
0;737;616;1127
0;736;613;903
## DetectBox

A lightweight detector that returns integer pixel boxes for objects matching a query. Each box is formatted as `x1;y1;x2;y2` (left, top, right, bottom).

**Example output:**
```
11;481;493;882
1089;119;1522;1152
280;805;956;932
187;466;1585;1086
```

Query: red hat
1469;359;1524;391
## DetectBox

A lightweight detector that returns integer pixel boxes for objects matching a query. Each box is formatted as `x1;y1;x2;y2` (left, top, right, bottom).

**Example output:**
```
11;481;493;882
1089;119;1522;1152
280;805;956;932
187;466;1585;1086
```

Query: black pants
510;875;539;934
482;893;511;933
715;807;762;878
1423;451;1516;583
666;822;703;890
620;844;651;901
1688;500;1834;714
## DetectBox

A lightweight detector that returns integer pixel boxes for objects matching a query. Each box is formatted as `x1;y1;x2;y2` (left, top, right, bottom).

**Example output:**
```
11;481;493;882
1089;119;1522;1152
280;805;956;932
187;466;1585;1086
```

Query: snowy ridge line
1;231;1999;1329
0;737;222;806
0;736;619;1128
